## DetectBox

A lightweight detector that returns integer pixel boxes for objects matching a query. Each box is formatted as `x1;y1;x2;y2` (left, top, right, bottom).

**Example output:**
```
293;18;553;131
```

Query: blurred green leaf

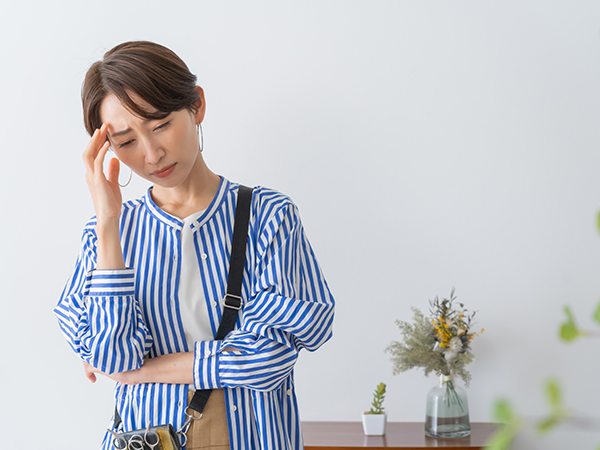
537;380;569;434
545;380;562;409
536;415;560;433
493;399;515;422
560;306;580;342
560;323;579;342
594;301;600;325
485;425;518;450
596;210;600;234
564;306;576;324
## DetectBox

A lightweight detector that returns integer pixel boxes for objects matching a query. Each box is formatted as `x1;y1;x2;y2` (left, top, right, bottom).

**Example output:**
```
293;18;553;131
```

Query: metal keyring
177;407;203;446
178;432;188;447
185;406;203;421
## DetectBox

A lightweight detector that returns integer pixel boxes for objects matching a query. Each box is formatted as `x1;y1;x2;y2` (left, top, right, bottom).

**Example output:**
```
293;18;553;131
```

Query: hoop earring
119;166;133;188
197;123;204;152
109;147;133;188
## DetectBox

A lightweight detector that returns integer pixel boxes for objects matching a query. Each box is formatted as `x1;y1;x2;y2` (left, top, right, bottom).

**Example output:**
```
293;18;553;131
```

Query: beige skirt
185;389;230;450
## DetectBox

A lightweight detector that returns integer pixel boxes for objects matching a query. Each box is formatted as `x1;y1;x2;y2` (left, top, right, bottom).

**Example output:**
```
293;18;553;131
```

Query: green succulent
369;382;386;414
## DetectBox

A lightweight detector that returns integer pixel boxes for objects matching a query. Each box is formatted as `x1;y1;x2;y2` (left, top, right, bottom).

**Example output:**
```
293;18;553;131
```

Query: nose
141;136;165;165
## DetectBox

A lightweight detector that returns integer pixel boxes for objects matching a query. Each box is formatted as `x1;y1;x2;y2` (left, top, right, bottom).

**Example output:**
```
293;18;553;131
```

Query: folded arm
73;198;335;391
193;202;335;391
54;228;153;374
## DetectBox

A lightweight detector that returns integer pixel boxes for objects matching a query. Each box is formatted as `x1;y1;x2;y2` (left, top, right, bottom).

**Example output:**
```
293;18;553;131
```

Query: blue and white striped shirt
54;178;335;450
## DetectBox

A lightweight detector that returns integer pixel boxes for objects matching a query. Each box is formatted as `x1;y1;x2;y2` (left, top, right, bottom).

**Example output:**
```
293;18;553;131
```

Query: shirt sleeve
193;201;335;391
53;225;154;374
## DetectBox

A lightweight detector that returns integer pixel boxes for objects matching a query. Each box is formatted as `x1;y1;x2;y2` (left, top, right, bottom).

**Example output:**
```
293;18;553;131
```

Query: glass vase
425;374;470;438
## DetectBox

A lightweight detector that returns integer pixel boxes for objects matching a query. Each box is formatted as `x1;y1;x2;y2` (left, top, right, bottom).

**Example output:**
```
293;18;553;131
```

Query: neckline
142;176;229;230
181;210;205;224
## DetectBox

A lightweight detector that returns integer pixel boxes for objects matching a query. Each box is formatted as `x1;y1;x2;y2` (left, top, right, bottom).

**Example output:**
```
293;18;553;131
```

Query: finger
84;123;106;157
107;157;121;186
99;122;108;139
82;362;97;383
83;124;108;172
82;128;100;172
93;140;111;176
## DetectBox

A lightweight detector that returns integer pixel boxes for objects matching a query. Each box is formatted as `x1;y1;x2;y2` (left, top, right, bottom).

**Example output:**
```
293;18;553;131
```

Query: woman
54;41;335;450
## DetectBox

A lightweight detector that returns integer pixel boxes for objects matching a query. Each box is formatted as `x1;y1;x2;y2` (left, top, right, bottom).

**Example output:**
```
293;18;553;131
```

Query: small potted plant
362;382;387;435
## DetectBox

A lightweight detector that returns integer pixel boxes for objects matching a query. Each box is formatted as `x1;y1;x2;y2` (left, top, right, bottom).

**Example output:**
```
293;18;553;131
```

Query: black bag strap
188;184;253;415
215;185;252;340
114;185;253;430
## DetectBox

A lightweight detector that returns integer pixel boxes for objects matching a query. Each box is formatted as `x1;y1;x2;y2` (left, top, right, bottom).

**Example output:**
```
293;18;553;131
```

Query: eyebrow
109;128;133;139
108;117;159;141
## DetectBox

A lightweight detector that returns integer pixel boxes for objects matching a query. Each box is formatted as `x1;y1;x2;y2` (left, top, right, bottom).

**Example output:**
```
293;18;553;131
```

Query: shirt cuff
85;269;136;297
193;340;222;390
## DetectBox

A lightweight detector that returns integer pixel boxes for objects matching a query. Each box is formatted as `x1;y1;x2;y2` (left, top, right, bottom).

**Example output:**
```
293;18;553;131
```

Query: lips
151;163;176;178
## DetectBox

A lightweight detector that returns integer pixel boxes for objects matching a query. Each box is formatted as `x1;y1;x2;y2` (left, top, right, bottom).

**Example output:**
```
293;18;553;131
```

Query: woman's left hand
83;362;140;385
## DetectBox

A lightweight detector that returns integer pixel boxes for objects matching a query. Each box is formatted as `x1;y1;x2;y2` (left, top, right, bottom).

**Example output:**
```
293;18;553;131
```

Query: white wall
2;1;600;448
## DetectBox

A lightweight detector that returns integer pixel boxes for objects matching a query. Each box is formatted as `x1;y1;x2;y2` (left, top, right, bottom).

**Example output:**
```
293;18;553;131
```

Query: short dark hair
82;41;200;135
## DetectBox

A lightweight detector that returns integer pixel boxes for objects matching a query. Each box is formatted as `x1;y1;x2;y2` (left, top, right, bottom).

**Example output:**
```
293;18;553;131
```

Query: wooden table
302;422;497;450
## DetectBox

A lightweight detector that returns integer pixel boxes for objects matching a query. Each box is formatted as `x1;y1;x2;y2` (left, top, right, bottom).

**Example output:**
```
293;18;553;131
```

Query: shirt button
287;389;292;396
231;405;237;412
211;300;217;307
201;253;208;260
178;401;183;407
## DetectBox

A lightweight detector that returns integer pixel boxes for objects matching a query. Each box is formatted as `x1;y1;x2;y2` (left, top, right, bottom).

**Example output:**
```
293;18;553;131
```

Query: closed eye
118;139;135;149
154;121;170;131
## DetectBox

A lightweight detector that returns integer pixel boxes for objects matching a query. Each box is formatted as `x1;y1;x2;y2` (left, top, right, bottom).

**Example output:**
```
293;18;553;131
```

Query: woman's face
100;91;204;189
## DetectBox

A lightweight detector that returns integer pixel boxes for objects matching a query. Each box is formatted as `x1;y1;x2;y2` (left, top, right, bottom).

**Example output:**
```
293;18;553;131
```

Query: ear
193;86;206;124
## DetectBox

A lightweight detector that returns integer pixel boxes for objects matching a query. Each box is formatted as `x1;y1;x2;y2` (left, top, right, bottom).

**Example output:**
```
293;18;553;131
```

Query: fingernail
93;129;99;136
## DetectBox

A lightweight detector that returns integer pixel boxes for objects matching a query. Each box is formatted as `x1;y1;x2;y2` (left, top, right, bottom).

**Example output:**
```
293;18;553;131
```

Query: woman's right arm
53;125;153;374
54;226;153;374
83;123;125;270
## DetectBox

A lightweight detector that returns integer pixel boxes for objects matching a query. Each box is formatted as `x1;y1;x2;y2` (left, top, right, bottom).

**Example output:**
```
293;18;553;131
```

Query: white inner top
179;211;214;349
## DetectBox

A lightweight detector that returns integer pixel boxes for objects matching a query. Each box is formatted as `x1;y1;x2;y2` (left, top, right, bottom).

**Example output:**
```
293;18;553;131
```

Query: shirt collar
190;177;231;232
142;176;230;230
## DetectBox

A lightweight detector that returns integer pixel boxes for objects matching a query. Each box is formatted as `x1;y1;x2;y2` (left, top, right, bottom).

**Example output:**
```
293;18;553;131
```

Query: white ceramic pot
362;413;387;436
